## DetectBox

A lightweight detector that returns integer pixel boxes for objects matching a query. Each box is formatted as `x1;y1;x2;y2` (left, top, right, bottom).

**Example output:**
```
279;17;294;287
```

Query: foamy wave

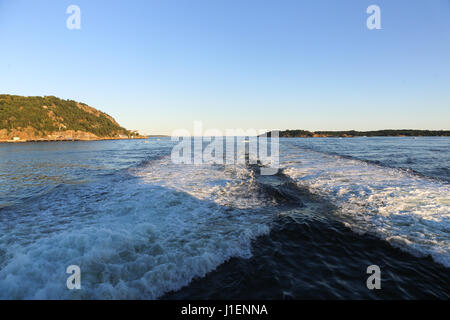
281;146;450;267
132;157;276;209
0;159;271;299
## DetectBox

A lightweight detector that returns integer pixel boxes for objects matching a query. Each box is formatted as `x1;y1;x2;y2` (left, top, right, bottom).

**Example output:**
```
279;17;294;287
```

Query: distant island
262;129;450;138
0;95;146;142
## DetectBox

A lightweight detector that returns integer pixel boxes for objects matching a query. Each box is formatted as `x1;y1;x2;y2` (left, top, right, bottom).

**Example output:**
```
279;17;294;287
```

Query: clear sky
0;0;449;135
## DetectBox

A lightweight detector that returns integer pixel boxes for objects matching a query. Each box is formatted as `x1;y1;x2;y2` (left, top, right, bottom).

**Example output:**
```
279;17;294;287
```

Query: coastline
3;135;448;143
262;129;450;138
0;136;148;143
275;135;450;138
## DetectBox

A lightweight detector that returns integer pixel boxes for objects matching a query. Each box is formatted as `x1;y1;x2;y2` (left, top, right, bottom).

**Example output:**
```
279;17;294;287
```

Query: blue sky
0;0;449;134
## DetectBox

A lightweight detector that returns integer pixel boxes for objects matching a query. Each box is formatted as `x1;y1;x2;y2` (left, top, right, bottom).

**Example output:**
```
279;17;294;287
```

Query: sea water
0;137;448;299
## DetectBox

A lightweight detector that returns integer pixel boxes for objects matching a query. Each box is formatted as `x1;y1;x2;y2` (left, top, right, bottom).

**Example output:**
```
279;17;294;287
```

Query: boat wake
0;145;448;299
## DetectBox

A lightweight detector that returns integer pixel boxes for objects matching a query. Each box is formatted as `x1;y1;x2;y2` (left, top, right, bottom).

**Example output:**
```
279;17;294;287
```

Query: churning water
0;137;448;299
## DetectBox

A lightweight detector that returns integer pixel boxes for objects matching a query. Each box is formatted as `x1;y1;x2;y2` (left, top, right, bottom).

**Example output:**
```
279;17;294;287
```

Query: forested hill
263;129;450;138
0;95;136;141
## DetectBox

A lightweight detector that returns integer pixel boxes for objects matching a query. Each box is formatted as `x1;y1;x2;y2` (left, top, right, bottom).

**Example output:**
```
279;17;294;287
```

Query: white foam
132;157;276;209
0;157;271;299
280;145;450;267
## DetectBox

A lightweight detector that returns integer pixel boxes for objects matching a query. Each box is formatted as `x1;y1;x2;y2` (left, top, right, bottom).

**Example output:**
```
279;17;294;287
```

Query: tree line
263;129;450;137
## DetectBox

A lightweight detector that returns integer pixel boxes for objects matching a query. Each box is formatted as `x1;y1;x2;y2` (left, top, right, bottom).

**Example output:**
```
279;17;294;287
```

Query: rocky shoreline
0;128;148;143
0;135;148;143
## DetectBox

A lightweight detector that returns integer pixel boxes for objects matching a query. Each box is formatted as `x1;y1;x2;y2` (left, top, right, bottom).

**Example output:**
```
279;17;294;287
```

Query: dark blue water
0;137;449;299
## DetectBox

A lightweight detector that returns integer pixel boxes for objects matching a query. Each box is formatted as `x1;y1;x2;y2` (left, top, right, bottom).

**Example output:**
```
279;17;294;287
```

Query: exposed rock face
0;128;99;141
44;130;99;141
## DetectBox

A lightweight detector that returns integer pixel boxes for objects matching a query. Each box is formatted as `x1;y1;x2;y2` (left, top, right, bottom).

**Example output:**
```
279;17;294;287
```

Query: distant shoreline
0;136;148;143
272;136;450;138
262;129;450;138
2;135;449;143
